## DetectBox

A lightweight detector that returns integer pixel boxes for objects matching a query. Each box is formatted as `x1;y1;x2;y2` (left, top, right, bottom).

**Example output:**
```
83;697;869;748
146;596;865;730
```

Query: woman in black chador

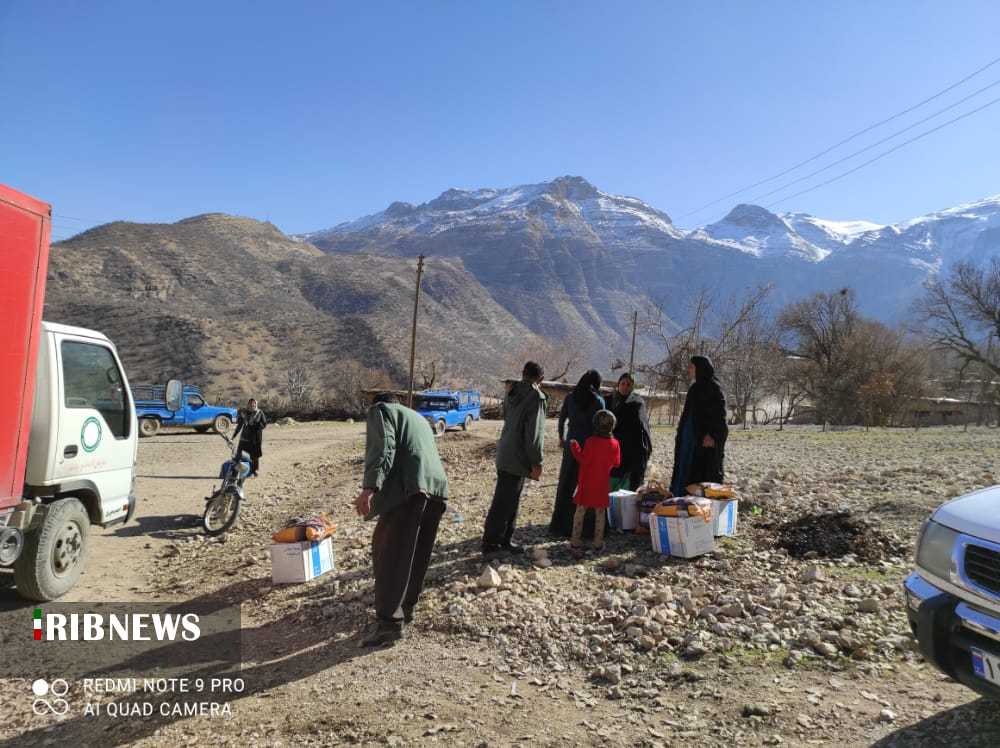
549;370;605;537
234;398;267;476
670;356;728;496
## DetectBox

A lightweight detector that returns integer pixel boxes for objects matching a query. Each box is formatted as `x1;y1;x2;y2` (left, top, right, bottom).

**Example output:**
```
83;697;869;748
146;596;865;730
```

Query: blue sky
2;1;999;240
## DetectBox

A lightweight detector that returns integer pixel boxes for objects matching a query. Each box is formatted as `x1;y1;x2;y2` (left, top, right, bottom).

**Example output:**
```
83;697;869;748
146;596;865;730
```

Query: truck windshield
415;397;455;411
61;341;130;439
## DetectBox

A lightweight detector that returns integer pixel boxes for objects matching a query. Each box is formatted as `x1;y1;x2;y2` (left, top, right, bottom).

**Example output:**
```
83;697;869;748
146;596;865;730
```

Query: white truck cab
5;322;140;600
905;486;1000;699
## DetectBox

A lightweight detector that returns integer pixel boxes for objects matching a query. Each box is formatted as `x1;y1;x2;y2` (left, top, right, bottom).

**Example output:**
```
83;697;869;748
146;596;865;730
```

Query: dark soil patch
772;511;908;562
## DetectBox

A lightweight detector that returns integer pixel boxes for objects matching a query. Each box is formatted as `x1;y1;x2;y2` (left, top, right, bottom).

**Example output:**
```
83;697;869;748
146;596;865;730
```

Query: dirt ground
2;421;1000;747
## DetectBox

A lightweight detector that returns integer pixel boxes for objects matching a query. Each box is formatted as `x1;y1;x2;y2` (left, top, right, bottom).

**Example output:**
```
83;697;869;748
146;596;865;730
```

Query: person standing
670;356;728;497
482;361;547;555
549;370;605;538
569;410;620;557
355;393;449;647
608;372;653;491
234;398;267;476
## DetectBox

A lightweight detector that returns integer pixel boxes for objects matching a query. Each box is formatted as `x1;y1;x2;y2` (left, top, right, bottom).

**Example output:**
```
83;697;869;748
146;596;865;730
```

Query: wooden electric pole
407;255;426;408
628;310;638;376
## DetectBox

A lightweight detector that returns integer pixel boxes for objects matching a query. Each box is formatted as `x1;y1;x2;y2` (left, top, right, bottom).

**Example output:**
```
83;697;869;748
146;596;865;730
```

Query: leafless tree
285;365;313;405
643;285;780;426
780;289;926;425
916;260;1000;379
420;360;438;389
505;336;586;382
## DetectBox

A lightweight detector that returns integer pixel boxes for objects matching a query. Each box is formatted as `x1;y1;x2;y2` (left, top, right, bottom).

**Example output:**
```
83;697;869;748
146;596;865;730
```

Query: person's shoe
500;541;525;555
481;542;504;557
360;621;405;648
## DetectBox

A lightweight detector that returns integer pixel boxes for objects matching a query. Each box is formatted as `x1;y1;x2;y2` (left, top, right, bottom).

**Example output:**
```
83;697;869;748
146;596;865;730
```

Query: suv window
61;341;130;439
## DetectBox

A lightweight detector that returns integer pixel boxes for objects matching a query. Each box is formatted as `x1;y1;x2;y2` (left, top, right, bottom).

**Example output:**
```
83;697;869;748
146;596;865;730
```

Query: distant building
900;396;993;427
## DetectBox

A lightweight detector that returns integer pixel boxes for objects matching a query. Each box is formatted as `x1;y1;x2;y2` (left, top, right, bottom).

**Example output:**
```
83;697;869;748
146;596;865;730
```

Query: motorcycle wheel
203;488;242;536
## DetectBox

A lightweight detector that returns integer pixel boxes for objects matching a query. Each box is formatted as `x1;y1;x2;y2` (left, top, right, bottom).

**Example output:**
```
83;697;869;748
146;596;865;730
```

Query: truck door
53;335;135;522
186;393;208;424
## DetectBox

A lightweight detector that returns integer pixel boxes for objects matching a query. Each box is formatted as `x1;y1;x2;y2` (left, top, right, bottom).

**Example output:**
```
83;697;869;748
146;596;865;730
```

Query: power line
679;53;1000;218
747;76;1000;205
766;93;1000;208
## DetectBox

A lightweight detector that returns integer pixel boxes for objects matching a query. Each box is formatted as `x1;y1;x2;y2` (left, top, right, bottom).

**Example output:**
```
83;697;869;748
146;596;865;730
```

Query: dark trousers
549;447;580;537
371;493;445;624
239;440;260;474
483;470;526;545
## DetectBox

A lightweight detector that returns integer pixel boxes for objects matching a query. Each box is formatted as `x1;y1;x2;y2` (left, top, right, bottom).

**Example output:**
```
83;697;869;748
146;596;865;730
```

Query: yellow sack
653;498;711;522
271;513;337;543
701;482;736;499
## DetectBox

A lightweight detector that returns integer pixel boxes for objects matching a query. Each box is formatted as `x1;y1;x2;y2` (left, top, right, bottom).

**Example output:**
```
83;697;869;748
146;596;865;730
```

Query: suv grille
965;544;1000;596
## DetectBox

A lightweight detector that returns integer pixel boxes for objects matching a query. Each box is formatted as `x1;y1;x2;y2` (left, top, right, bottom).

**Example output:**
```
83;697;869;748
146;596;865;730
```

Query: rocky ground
2;421;1000;746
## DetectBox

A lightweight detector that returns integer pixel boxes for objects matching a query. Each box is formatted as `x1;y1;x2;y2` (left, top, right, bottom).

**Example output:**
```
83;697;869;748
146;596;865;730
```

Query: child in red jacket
569;409;620;555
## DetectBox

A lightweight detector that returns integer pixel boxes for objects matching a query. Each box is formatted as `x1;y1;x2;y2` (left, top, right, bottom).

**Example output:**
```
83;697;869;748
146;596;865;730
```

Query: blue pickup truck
132;384;239;437
414;390;481;436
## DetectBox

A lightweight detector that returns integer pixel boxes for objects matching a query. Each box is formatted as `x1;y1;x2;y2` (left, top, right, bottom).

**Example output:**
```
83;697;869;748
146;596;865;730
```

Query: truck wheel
13;499;91;601
213;415;232;434
139;418;160;437
434;419;446;436
463;415;474;431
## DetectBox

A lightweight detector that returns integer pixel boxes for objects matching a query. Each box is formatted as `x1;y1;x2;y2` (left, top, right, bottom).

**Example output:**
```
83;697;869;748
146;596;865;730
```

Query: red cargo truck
1;184;157;600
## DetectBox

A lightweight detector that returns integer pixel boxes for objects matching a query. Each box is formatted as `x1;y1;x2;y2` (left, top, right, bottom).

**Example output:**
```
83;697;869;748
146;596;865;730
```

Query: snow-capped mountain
694;204;831;261
301;177;1000;360
845;195;1000;271
304;175;685;253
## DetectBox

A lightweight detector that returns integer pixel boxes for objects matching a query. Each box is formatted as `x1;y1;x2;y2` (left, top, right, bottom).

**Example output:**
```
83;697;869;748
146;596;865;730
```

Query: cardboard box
607;490;640;531
270;537;335;584
649;514;715;558
710;498;738;537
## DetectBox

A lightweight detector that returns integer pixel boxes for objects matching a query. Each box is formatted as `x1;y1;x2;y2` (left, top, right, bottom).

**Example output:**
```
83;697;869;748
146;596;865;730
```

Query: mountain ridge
301;177;1000;328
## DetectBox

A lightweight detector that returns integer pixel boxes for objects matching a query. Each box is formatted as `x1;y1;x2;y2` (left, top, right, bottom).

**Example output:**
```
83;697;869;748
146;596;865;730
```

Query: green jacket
496;381;547;477
363;403;449;518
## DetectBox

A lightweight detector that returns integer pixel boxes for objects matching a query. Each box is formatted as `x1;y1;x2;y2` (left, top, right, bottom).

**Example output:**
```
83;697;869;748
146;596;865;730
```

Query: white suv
906;486;1000;699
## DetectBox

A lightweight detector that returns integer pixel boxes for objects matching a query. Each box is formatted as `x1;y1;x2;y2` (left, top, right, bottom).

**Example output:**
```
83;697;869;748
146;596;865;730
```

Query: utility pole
407;255;426;408
628;310;638;376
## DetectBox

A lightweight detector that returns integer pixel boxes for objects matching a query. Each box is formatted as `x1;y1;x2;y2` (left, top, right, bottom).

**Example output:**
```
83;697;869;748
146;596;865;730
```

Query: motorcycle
202;432;252;536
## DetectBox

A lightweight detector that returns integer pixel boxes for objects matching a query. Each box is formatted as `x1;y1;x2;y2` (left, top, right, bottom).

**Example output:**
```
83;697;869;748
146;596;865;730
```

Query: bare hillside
43;214;539;398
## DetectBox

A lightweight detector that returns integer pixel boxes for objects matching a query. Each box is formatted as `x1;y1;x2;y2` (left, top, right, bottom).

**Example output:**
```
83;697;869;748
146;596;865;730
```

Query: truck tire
463;415;474;431
139;418;160;437
434;419;446;436
13;498;91;601
213;415;232;434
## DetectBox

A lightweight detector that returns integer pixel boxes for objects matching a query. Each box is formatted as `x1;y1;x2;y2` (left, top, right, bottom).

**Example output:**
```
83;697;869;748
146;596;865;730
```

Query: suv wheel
463;415;473;431
435;419;446;436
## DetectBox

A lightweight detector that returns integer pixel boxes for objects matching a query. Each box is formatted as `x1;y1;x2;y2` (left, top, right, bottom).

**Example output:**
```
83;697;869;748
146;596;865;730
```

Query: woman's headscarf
690;355;717;384
573;370;603;409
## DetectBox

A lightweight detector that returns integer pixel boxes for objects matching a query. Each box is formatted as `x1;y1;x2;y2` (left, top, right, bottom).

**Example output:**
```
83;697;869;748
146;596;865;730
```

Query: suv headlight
916;520;959;580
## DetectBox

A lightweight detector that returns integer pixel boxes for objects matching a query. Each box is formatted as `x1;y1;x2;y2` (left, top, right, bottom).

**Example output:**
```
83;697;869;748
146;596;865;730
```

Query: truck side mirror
165;380;184;412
